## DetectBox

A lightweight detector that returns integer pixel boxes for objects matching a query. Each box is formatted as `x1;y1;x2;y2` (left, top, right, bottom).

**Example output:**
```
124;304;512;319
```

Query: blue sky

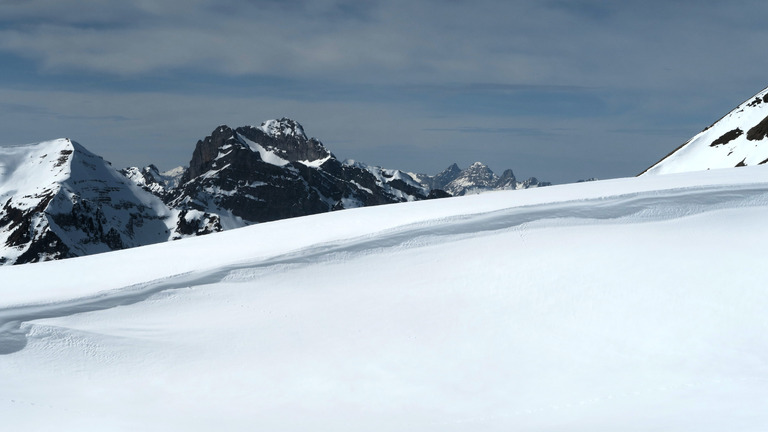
1;0;768;184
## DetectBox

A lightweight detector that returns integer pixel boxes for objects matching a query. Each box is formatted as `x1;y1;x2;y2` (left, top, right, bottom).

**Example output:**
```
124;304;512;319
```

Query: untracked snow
1;166;768;431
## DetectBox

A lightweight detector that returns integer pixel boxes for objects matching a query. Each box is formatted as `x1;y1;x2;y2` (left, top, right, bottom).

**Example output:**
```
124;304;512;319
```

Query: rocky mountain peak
496;169;517;188
432;163;463;190
465;162;493;175
445;162;499;195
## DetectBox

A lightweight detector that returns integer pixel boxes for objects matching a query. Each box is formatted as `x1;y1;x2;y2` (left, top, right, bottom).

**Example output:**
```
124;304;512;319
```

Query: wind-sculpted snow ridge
643;85;768;175
2;166;768;430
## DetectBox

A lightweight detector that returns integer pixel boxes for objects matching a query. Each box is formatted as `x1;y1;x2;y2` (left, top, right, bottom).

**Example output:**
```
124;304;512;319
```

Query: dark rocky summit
161;121;439;233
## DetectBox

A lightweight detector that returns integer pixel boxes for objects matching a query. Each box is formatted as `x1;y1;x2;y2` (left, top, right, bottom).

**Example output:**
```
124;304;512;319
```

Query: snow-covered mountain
411;161;549;196
2;166;768;430
642;85;768;175
0;139;173;265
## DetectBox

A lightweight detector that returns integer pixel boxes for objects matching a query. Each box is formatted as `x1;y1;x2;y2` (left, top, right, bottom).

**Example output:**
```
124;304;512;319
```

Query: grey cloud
1;0;763;93
2;0;768;184
0;1;756;95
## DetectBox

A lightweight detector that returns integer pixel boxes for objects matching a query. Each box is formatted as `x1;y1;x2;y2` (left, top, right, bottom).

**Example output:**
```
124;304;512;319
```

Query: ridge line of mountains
0;118;549;265
8;77;768;267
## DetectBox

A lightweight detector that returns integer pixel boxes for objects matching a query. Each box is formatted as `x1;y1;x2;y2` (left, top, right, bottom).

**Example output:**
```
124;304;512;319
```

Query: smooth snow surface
2;166;768;431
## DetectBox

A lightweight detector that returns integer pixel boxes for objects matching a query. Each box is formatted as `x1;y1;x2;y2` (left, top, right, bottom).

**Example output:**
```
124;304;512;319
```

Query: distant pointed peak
498;168;516;181
439;163;461;174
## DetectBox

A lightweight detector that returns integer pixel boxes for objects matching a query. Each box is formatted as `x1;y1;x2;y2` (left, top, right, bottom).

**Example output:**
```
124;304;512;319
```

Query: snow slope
2;166;768;431
643;85;768;175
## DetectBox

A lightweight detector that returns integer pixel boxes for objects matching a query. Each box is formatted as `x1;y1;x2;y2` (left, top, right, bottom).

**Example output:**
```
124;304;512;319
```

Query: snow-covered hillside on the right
643;85;768;175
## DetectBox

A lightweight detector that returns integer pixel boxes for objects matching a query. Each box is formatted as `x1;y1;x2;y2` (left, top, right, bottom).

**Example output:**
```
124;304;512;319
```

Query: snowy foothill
2;165;768;431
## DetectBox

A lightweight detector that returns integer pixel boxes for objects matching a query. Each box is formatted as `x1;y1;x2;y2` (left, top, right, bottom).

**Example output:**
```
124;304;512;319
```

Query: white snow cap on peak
258;118;307;140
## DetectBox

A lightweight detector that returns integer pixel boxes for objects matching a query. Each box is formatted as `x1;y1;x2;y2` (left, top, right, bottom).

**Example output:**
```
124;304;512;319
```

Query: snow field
2;166;768;430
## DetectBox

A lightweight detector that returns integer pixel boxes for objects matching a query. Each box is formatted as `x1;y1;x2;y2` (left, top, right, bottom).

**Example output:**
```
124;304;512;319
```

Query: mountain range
0;118;547;265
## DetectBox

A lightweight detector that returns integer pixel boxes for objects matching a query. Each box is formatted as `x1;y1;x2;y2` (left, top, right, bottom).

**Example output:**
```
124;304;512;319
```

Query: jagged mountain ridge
1;118;548;265
410;161;549;196
642;85;768;175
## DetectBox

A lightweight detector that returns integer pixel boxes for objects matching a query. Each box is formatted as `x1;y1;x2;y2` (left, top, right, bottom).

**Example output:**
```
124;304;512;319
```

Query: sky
1;0;768;184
